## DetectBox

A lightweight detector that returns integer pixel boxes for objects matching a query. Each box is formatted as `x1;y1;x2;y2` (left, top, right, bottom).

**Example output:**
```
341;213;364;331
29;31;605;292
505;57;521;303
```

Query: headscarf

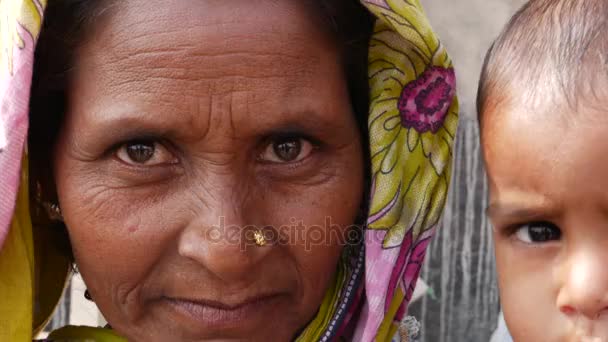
0;1;458;341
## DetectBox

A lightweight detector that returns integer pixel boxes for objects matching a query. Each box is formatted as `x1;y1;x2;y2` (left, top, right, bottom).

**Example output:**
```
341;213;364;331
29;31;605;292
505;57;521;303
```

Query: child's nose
556;246;608;320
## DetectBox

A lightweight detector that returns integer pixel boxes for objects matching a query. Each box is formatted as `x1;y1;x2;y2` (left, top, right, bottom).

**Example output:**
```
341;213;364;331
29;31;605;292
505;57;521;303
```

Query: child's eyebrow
486;204;545;220
486;195;557;221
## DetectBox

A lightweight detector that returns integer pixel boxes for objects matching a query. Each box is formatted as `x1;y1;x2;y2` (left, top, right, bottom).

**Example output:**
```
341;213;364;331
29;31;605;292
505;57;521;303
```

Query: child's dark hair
28;1;374;257
477;0;608;126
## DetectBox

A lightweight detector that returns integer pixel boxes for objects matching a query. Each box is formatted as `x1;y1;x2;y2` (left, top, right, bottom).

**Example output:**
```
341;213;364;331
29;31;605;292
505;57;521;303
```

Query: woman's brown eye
127;142;154;163
274;139;301;161
260;137;314;163
116;141;176;166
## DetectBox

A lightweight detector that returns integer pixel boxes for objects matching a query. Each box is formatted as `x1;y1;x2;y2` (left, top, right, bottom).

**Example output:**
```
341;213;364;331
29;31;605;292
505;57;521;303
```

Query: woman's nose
556;246;608;320
177;187;271;283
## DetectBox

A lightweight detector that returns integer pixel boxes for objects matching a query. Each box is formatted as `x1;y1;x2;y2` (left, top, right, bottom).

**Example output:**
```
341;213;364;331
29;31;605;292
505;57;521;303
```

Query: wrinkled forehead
70;0;344;98
78;0;337;76
64;0;352;143
102;0;332;36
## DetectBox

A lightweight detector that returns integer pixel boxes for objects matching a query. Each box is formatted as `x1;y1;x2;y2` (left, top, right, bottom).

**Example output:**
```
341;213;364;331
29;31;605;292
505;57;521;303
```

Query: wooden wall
410;116;500;342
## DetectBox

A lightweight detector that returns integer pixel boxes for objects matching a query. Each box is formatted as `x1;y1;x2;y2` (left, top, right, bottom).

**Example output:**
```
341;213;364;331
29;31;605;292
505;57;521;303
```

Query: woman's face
53;0;364;340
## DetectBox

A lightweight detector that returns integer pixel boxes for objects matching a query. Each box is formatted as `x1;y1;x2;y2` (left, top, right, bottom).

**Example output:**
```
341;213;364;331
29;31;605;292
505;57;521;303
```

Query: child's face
483;101;608;340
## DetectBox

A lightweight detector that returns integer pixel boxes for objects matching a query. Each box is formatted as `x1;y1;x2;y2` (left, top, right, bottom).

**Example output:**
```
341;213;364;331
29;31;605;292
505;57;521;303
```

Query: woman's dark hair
29;0;374;248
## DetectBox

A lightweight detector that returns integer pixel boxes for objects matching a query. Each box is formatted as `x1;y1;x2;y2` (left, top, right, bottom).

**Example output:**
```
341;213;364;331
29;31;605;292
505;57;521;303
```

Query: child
479;0;608;340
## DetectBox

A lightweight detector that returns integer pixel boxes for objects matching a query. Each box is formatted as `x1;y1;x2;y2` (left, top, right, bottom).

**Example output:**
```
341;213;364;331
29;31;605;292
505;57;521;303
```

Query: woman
0;0;458;341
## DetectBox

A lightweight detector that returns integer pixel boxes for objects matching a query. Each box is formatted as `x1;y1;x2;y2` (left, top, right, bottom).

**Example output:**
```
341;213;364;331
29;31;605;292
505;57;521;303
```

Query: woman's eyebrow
78;109;188;145
259;111;350;135
80;106;355;147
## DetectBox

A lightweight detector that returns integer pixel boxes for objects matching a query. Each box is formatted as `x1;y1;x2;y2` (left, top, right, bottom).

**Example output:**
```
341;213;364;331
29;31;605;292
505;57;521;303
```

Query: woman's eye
514;222;561;244
260;137;314;163
116;140;176;166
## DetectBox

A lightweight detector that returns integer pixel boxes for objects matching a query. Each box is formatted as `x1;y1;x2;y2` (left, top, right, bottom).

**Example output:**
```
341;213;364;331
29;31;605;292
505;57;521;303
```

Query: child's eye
514;222;561;244
116;140;177;166
260;136;315;163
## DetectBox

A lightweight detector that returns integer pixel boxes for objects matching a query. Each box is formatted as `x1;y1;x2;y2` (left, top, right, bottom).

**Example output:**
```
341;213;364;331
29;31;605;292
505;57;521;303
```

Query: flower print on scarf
365;0;458;249
398;66;455;134
384;229;432;320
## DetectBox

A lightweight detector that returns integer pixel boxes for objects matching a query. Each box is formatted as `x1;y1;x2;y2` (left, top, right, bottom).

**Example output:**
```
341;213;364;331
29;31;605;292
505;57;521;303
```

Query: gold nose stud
253;230;267;247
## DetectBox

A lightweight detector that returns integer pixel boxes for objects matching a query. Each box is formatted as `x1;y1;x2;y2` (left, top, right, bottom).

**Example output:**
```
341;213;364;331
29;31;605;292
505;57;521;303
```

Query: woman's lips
164;293;286;333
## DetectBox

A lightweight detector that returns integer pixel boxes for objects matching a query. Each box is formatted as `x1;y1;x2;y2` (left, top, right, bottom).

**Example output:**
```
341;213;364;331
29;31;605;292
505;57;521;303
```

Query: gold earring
44;202;63;222
253;230;266;247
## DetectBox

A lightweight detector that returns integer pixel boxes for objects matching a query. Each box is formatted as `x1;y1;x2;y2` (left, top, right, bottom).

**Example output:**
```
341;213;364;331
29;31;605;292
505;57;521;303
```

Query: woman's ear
29;155;73;261
30;175;60;226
